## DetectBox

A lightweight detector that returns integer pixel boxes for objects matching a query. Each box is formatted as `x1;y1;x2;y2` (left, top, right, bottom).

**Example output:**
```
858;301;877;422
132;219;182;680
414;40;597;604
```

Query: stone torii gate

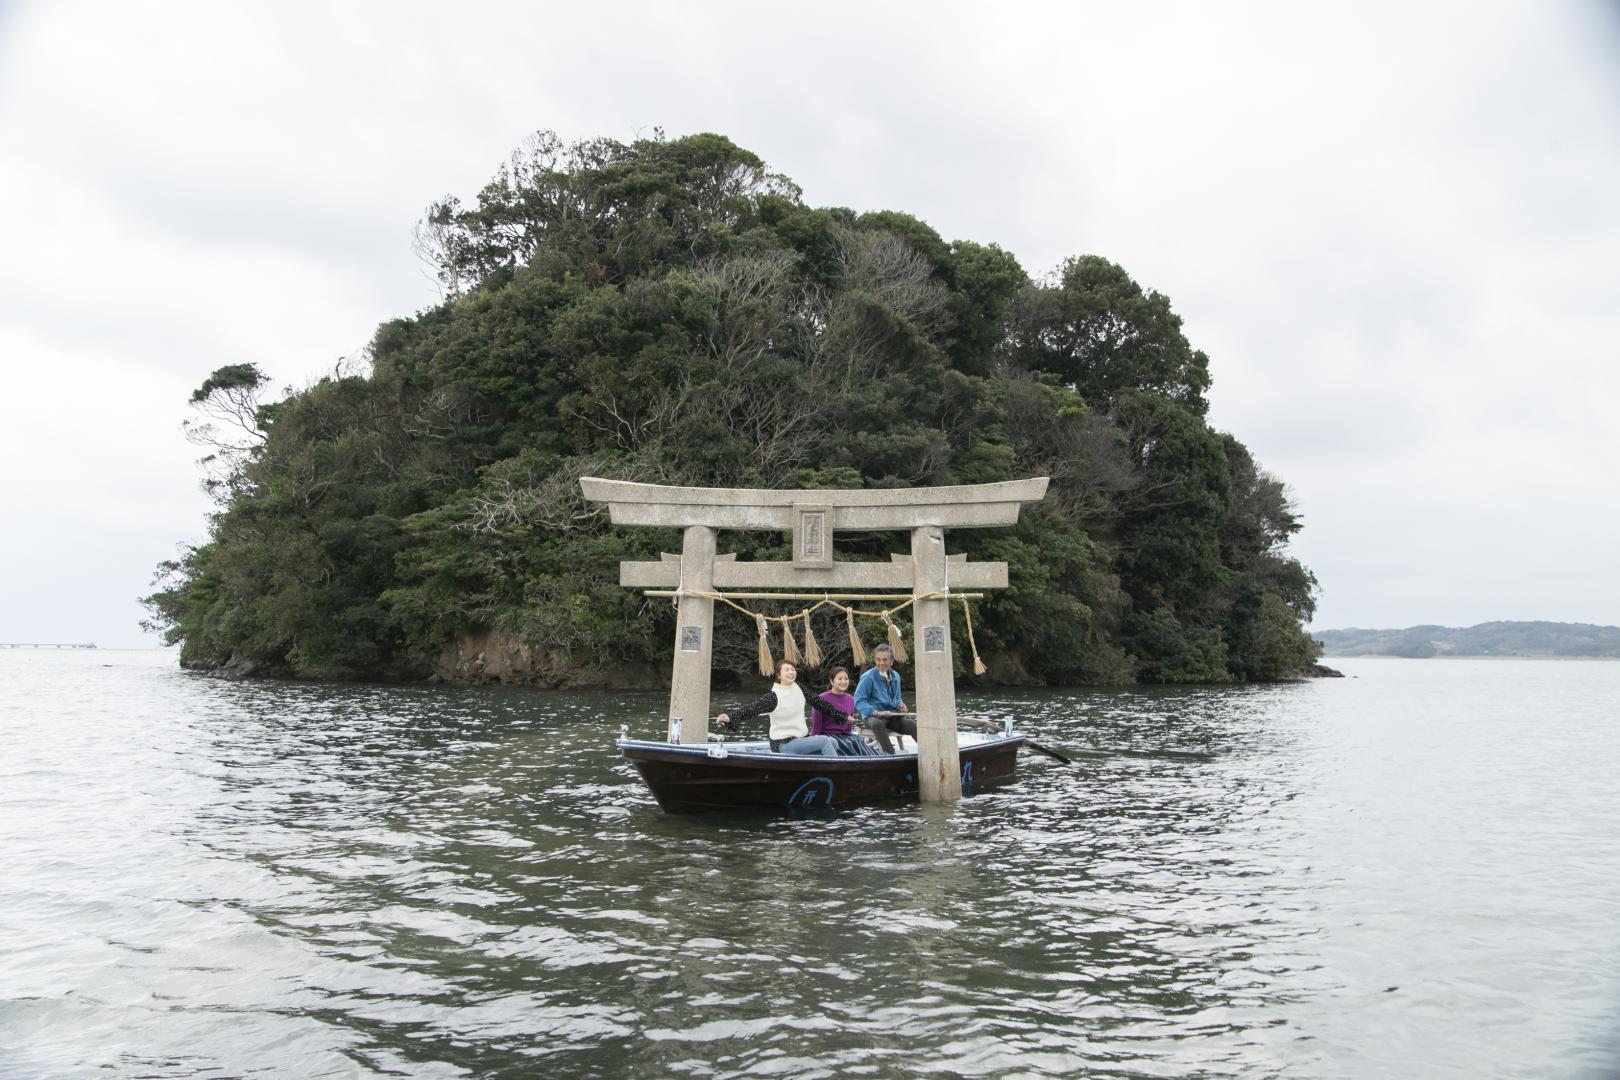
580;476;1048;803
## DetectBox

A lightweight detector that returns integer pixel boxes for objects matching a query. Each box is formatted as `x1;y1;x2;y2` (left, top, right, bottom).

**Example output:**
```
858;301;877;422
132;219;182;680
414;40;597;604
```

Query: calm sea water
2;651;1617;1079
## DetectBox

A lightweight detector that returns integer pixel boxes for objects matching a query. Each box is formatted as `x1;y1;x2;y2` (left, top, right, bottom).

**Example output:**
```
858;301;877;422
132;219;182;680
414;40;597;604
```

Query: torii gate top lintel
579;476;1047;527
580;476;1048;567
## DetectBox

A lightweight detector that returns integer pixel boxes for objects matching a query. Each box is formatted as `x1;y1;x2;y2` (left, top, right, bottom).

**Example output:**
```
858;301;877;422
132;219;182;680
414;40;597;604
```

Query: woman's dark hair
825;665;849;689
773;658;797;682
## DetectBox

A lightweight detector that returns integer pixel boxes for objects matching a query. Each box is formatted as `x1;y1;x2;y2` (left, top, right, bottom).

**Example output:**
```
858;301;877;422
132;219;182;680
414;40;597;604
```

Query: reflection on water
2;653;1618;1078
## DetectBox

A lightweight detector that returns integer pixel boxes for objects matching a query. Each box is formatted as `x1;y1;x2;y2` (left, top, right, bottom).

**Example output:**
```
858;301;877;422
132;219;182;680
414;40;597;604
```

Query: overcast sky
2;2;1618;649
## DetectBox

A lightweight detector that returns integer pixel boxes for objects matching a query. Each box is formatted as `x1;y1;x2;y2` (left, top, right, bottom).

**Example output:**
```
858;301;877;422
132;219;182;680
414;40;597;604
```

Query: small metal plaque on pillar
680;626;703;652
923;625;946;653
793;504;832;569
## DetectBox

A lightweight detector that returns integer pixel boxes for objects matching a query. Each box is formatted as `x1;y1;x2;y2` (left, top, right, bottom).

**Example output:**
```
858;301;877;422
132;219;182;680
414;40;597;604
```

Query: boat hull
619;735;1024;813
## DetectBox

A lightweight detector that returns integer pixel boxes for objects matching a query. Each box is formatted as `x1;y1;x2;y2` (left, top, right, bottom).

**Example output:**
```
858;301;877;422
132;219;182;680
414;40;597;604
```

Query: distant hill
1311;621;1620;658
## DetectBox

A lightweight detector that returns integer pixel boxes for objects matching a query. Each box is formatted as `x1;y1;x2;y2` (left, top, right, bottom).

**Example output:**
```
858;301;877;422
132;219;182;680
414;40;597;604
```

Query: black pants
868;714;918;754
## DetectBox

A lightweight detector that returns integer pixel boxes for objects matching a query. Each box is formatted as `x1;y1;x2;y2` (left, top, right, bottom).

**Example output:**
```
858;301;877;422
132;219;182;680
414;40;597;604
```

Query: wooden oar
975;722;1208;765
975;721;1073;765
1023;739;1075;765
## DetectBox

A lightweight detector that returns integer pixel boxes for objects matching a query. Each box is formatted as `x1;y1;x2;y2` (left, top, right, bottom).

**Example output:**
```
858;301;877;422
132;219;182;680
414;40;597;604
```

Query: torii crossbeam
580;476;1049;802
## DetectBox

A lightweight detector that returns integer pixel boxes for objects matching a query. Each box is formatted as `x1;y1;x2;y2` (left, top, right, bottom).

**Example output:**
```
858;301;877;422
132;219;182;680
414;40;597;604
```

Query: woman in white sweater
714;660;846;756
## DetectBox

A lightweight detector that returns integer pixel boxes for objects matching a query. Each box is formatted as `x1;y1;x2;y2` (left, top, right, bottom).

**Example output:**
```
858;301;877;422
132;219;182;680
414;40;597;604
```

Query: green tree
1008;255;1211;414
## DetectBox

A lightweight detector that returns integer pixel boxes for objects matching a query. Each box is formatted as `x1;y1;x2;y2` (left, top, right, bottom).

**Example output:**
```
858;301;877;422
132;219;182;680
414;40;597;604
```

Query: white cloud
2;0;1618;646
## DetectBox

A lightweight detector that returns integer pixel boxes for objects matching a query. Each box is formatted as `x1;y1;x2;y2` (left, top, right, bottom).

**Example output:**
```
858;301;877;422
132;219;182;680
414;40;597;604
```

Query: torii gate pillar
669;525;716;744
910;525;959;802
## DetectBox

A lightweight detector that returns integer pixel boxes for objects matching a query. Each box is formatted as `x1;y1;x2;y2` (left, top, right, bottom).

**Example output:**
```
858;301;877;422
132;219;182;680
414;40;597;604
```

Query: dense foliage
144;131;1320;685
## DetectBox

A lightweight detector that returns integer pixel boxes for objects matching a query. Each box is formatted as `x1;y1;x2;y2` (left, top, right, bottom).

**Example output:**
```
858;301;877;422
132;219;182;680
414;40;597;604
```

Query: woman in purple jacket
810;667;879;756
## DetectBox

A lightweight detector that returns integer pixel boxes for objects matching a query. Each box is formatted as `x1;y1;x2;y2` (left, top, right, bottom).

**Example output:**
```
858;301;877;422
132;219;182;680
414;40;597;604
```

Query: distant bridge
0;642;98;649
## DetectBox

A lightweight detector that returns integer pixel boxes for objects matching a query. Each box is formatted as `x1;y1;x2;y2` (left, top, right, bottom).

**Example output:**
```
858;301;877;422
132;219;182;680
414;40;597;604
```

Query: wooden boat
618;728;1025;813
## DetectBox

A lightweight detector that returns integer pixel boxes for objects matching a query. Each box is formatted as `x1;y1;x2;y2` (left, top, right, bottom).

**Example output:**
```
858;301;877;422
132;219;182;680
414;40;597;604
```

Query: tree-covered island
143;131;1322;688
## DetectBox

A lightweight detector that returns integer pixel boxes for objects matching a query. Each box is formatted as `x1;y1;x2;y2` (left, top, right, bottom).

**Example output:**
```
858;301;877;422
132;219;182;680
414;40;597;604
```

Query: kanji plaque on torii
579;476;1049;802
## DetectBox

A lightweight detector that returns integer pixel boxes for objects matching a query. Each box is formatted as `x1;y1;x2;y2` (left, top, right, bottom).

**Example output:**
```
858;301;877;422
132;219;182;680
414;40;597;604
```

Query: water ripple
3;653;1619;1078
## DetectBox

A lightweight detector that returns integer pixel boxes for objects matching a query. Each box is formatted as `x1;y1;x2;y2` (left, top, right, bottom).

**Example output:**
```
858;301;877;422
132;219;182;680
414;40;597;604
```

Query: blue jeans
775;735;839;757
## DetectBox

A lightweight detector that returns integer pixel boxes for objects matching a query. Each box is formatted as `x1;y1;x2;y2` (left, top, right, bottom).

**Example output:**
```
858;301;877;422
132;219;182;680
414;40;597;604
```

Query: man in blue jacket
854;644;916;753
